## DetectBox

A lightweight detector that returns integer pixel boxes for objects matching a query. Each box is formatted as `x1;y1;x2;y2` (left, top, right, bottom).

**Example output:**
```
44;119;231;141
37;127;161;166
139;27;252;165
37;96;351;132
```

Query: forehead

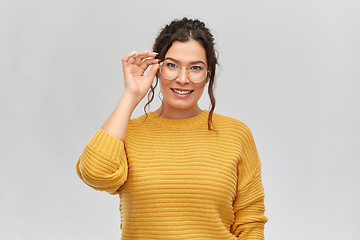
165;40;207;64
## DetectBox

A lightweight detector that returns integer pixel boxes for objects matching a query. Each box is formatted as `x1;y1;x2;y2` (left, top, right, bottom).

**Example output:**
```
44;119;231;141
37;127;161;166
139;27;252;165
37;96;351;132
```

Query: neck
154;105;203;119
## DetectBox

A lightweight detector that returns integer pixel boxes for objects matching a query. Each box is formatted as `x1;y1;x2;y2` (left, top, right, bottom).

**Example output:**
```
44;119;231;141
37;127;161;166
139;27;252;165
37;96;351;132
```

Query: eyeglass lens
160;61;207;83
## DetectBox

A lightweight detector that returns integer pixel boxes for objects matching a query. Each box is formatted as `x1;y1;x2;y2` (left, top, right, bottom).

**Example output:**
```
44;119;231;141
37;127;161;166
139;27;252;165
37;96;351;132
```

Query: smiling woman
154;40;208;119
76;17;268;240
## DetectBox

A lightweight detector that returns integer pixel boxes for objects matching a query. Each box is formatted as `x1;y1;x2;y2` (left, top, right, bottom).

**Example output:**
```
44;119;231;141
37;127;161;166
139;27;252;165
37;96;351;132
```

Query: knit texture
76;111;267;239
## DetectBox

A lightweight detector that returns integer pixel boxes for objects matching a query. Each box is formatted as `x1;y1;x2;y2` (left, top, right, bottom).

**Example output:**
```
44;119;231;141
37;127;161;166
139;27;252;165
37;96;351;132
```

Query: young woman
76;17;268;239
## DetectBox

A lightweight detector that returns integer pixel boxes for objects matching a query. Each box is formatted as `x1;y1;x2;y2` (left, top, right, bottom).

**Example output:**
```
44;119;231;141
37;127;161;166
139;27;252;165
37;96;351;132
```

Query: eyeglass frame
158;60;209;83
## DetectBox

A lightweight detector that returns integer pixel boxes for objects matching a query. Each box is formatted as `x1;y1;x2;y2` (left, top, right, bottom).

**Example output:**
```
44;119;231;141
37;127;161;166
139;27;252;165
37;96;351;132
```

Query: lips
171;88;194;95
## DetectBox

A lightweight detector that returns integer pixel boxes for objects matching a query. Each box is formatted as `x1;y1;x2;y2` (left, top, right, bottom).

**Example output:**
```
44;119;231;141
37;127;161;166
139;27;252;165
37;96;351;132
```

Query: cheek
196;82;207;93
159;77;173;96
159;77;167;90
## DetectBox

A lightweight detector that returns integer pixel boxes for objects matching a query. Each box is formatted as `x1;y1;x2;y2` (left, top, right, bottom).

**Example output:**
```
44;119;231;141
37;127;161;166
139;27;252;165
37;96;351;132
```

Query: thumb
147;63;160;80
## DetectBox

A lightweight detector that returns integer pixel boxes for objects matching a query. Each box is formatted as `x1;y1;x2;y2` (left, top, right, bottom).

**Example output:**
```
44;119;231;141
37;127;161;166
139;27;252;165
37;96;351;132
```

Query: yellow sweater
76;110;267;239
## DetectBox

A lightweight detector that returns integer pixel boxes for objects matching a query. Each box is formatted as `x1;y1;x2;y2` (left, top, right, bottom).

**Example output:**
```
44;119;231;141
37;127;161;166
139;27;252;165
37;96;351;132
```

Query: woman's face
158;40;208;118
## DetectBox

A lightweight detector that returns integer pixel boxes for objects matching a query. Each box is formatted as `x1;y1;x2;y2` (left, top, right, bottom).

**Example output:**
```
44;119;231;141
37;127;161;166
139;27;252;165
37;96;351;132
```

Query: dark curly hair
145;17;218;130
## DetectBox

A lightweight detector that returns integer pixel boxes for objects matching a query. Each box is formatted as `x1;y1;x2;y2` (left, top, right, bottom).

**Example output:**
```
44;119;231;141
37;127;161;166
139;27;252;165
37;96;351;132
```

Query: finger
122;51;137;63
123;51;157;63
146;63;160;80
132;51;158;62
134;55;143;66
145;51;158;58
135;51;158;58
139;58;160;71
122;51;158;70
132;52;157;66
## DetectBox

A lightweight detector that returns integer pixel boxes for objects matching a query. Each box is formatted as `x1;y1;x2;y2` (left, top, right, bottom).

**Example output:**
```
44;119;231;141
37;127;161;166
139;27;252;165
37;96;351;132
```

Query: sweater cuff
88;129;124;160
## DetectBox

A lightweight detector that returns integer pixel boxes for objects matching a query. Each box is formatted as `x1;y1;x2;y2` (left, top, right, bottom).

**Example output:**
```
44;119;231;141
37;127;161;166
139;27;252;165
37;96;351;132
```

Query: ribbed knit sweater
76;110;267;239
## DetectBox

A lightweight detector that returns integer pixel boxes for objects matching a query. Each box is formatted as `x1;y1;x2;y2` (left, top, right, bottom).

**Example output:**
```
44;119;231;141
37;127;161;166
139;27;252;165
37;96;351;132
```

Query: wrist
120;91;141;111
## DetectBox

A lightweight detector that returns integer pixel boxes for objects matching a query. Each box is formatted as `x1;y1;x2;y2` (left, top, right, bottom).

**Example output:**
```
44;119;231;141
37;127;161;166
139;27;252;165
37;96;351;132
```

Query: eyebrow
164;57;206;66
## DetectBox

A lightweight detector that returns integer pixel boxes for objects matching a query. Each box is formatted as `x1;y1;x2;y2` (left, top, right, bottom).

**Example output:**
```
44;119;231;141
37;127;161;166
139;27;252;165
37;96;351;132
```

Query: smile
171;88;194;95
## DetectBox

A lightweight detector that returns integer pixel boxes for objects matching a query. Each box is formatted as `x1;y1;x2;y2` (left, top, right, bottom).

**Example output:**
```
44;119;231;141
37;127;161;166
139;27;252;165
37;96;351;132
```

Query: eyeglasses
159;60;209;83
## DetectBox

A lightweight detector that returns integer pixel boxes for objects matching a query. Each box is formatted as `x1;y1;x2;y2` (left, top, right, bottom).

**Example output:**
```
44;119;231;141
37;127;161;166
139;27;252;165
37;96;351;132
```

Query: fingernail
131;51;136;54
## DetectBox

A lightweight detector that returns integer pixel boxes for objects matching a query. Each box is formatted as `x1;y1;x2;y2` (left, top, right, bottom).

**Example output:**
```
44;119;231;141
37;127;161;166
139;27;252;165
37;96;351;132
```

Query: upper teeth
173;89;192;95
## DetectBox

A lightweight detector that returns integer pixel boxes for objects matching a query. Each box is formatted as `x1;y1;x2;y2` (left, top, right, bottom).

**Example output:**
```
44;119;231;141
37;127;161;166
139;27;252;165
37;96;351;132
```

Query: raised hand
122;51;160;104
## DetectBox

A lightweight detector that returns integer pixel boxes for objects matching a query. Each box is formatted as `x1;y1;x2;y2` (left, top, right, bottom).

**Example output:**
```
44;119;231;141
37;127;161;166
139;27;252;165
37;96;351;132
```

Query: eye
165;62;179;69
189;65;204;71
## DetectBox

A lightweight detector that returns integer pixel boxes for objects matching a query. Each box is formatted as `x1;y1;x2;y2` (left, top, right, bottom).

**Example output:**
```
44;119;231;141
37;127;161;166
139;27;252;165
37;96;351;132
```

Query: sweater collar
147;110;209;129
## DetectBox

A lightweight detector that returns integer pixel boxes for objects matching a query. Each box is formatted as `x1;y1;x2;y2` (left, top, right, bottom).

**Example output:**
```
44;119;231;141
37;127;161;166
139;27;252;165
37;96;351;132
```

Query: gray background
1;0;359;239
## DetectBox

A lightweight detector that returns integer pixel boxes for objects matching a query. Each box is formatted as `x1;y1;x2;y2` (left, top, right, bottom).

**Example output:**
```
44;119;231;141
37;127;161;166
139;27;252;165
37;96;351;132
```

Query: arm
76;129;128;194
231;126;268;239
76;51;159;194
101;51;160;141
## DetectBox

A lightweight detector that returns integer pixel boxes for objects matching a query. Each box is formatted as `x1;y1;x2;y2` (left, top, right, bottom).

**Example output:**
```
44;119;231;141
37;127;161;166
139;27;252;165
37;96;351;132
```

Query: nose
176;67;190;84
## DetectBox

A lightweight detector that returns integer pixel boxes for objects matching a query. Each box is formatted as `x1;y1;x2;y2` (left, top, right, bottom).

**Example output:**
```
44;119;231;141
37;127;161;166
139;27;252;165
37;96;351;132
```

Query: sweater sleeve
230;125;268;239
76;129;128;195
